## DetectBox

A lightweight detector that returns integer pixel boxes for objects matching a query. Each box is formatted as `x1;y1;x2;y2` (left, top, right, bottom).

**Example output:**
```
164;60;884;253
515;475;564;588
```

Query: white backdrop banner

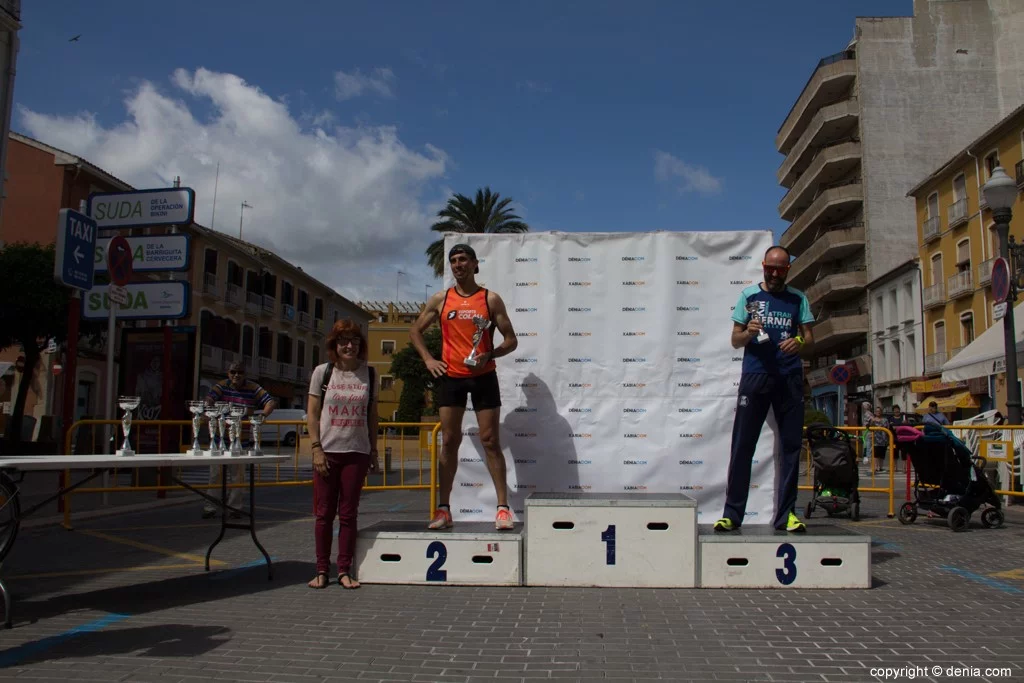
443;231;781;525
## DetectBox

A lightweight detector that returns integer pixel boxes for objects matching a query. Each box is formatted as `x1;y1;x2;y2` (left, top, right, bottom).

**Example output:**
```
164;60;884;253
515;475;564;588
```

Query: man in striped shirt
202;361;277;518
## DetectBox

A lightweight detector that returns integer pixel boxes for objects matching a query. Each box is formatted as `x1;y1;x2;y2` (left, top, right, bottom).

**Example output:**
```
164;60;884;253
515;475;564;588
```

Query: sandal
308;572;329;589
338;573;360;590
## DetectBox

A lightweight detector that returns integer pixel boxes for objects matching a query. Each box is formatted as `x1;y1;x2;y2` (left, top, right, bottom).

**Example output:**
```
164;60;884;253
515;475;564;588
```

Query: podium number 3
426;541;448;582
776;543;797;585
601;525;616;565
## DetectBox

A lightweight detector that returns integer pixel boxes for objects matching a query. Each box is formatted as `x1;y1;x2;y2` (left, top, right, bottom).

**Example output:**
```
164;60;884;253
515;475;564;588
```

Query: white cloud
18;67;448;303
653;150;723;195
334;67;396;101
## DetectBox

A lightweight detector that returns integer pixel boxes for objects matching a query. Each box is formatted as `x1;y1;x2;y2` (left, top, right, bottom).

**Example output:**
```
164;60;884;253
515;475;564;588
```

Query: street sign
53;209;97;291
82;281;191;320
829;364;852;385
95;234;191;272
994;301;1008;320
87;187;196;229
108;284;129;306
107;235;134;287
992;257;1011;303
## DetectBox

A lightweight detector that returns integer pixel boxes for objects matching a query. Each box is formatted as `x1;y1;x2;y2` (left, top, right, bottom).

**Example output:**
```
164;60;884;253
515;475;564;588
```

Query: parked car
261;408;306;446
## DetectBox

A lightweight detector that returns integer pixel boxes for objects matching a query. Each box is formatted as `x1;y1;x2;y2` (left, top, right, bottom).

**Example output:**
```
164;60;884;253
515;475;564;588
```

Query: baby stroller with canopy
804;424;860;521
895;424;1003;531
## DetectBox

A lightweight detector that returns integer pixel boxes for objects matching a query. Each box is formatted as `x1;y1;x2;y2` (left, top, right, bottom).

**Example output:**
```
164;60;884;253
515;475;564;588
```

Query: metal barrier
801;426;897;518
62;419;441;528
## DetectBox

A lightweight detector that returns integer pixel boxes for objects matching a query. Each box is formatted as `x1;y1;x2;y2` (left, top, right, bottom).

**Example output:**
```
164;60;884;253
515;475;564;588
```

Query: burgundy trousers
313;451;369;574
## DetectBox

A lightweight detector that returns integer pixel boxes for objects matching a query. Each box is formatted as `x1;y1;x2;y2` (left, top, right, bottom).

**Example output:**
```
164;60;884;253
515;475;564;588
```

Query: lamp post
982;166;1021;425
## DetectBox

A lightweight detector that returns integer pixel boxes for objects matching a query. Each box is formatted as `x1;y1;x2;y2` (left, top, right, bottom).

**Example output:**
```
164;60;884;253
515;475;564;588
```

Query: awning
941;300;1024;382
914;391;980;414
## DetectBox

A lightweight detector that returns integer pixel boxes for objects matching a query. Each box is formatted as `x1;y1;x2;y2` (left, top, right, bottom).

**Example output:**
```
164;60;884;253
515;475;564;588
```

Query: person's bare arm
780;323;814;356
410;291;446;377
731;321;760;349
486;291;518;360
306;382;328;476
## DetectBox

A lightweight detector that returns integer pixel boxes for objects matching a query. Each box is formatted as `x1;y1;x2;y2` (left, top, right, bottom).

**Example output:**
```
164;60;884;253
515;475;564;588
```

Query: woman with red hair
306;319;379;589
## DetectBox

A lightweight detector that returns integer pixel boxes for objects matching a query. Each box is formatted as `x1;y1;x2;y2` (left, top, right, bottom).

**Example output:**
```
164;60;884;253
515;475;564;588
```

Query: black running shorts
437;370;502;411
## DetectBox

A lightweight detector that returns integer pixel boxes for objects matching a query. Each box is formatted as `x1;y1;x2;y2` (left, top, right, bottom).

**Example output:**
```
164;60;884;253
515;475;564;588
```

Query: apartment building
867;260;924;413
360;301;427;421
907;103;1024;417
777;0;1024;421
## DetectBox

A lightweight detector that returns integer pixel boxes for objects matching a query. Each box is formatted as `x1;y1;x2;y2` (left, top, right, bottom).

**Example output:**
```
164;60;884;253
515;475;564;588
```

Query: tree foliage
0;243;71;444
426;187;529;277
389;328;442;433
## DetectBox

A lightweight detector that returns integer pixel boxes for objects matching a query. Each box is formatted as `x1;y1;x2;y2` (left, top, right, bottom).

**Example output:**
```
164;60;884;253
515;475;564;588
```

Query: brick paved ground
1;476;1024;683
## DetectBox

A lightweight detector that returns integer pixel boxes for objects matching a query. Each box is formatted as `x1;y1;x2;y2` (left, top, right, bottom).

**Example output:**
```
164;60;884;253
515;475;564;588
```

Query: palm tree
425;187;530;277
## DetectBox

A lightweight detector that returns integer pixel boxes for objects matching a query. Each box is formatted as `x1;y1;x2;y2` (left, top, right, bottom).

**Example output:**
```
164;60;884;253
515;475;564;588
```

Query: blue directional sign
53;209;97;291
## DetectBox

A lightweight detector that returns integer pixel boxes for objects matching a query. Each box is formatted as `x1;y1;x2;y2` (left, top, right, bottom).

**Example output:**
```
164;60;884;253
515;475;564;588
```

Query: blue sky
13;0;911;301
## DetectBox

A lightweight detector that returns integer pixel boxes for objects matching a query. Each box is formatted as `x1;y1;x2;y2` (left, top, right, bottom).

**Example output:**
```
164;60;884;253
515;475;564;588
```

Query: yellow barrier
62;419;441;529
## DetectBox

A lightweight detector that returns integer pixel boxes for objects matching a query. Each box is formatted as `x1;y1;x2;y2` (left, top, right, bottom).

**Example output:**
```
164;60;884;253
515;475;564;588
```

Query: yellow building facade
909;103;1024;415
360;301;427;421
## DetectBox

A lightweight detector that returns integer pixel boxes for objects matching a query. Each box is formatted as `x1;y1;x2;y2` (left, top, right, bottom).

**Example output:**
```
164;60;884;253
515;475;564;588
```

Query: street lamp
983;166;1021;425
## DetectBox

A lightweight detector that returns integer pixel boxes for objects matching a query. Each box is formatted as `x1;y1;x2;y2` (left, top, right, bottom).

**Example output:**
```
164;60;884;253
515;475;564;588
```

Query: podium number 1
776;543;797;585
601;525;616;565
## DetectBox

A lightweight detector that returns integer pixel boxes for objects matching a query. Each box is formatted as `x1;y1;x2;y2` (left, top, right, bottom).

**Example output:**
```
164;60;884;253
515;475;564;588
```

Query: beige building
359;301;427;421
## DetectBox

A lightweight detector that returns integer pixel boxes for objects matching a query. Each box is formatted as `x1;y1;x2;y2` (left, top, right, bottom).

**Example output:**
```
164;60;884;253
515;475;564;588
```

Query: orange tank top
440;287;496;378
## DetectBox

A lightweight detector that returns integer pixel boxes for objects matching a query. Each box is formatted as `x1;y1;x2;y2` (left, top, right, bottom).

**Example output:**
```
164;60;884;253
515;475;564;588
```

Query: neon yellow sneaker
713;518;737;532
786;511;806;532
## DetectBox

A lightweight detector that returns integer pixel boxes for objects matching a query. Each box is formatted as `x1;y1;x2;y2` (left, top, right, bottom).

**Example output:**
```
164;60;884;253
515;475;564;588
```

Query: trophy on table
248;414;265;456
203;405;221;455
187;400;206;455
745;302;770;344
229;404;247;456
215;402;232;454
116;396;141;456
464;316;494;367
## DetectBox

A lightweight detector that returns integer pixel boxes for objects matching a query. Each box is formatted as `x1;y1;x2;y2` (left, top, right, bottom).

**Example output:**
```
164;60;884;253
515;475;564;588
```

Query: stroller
804;424;861;521
895;424;1003;531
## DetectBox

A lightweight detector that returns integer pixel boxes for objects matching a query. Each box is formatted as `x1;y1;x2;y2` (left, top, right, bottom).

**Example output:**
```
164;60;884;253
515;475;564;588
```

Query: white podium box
698;524;871;589
353;521;523;586
524;492;698;588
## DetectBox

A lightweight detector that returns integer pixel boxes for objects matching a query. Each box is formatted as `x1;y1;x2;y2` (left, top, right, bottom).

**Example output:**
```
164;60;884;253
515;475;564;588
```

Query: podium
698;524;871;589
353;521;523;585
524;492;698;587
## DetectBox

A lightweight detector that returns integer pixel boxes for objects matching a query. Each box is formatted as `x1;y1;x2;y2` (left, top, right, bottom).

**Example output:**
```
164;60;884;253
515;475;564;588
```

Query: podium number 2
601;525;616;565
426;541;448;582
776;543;797;585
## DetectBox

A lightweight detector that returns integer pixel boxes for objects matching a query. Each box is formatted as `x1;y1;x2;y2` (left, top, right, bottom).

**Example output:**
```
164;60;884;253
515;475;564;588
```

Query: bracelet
310;442;322;450
795;336;805;345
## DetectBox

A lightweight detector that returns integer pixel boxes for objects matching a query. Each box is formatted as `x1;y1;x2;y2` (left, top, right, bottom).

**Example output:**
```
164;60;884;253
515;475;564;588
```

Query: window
890;339;902;379
312;346;320;368
297;340;306;368
281;280;294;305
902;281;914;322
989;222;1001;256
930;254;942;286
298;289;309;313
876;343;887;382
204;248;218;274
382;340;396;355
874;295;884;330
927;192;939;218
953;173;967;202
985;150;999;178
960;312;974;347
314;297;324;320
934;321;946;355
956;239;970;273
380;375;395;391
888;290;898;327
906;335;916;374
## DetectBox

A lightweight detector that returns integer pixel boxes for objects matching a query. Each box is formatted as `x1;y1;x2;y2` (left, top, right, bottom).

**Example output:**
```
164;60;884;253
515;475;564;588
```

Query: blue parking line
209;557;277;581
0;612;130;667
940;566;1024;594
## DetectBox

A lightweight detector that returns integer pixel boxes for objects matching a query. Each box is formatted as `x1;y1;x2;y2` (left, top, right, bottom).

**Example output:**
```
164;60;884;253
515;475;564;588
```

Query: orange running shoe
428;507;453;530
495;507;514;530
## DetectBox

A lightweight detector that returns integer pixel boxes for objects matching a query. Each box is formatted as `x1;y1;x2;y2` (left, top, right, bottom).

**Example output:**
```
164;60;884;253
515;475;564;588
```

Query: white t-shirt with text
308;362;372;455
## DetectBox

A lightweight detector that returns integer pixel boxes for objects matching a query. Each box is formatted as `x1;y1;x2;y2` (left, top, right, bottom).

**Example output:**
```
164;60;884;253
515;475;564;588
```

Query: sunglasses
762;262;791;275
229;371;244;377
337;337;361;346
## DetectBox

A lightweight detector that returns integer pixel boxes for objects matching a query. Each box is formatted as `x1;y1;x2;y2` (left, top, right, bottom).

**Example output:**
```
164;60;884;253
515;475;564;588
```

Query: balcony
246;291;261;316
947;269;973;299
225;282;242;308
281;303;295;325
810;309;869;351
805;269;867;306
922;216;940;243
787;224;865;288
922;282;945;309
201;344;222;373
258;357;274;377
243;354;256;376
777;50;858;154
202;272;218;297
924;351;948;376
262;295;276;316
278;362;294;380
298;311;311;329
948;198;968;229
313;319;325;336
781;180;863;254
1016;160;1024;189
978;258;995;286
778;98;860;187
778;140;862;220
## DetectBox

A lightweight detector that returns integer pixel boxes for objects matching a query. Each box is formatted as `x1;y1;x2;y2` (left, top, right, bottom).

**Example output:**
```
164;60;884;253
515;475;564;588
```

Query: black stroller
896;424;1004;531
804;424;861;521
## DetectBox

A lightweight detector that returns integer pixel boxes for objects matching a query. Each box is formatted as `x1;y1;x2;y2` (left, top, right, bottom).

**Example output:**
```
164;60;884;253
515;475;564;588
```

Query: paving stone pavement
1;483;1024;683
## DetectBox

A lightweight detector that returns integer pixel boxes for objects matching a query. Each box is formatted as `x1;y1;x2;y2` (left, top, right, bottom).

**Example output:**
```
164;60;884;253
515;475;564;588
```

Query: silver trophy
203;406;221;455
464;316;494;367
215;402;232;453
745;302;770;344
116;395;141;456
229;404;247;456
249;414;265;456
187;400;206;455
